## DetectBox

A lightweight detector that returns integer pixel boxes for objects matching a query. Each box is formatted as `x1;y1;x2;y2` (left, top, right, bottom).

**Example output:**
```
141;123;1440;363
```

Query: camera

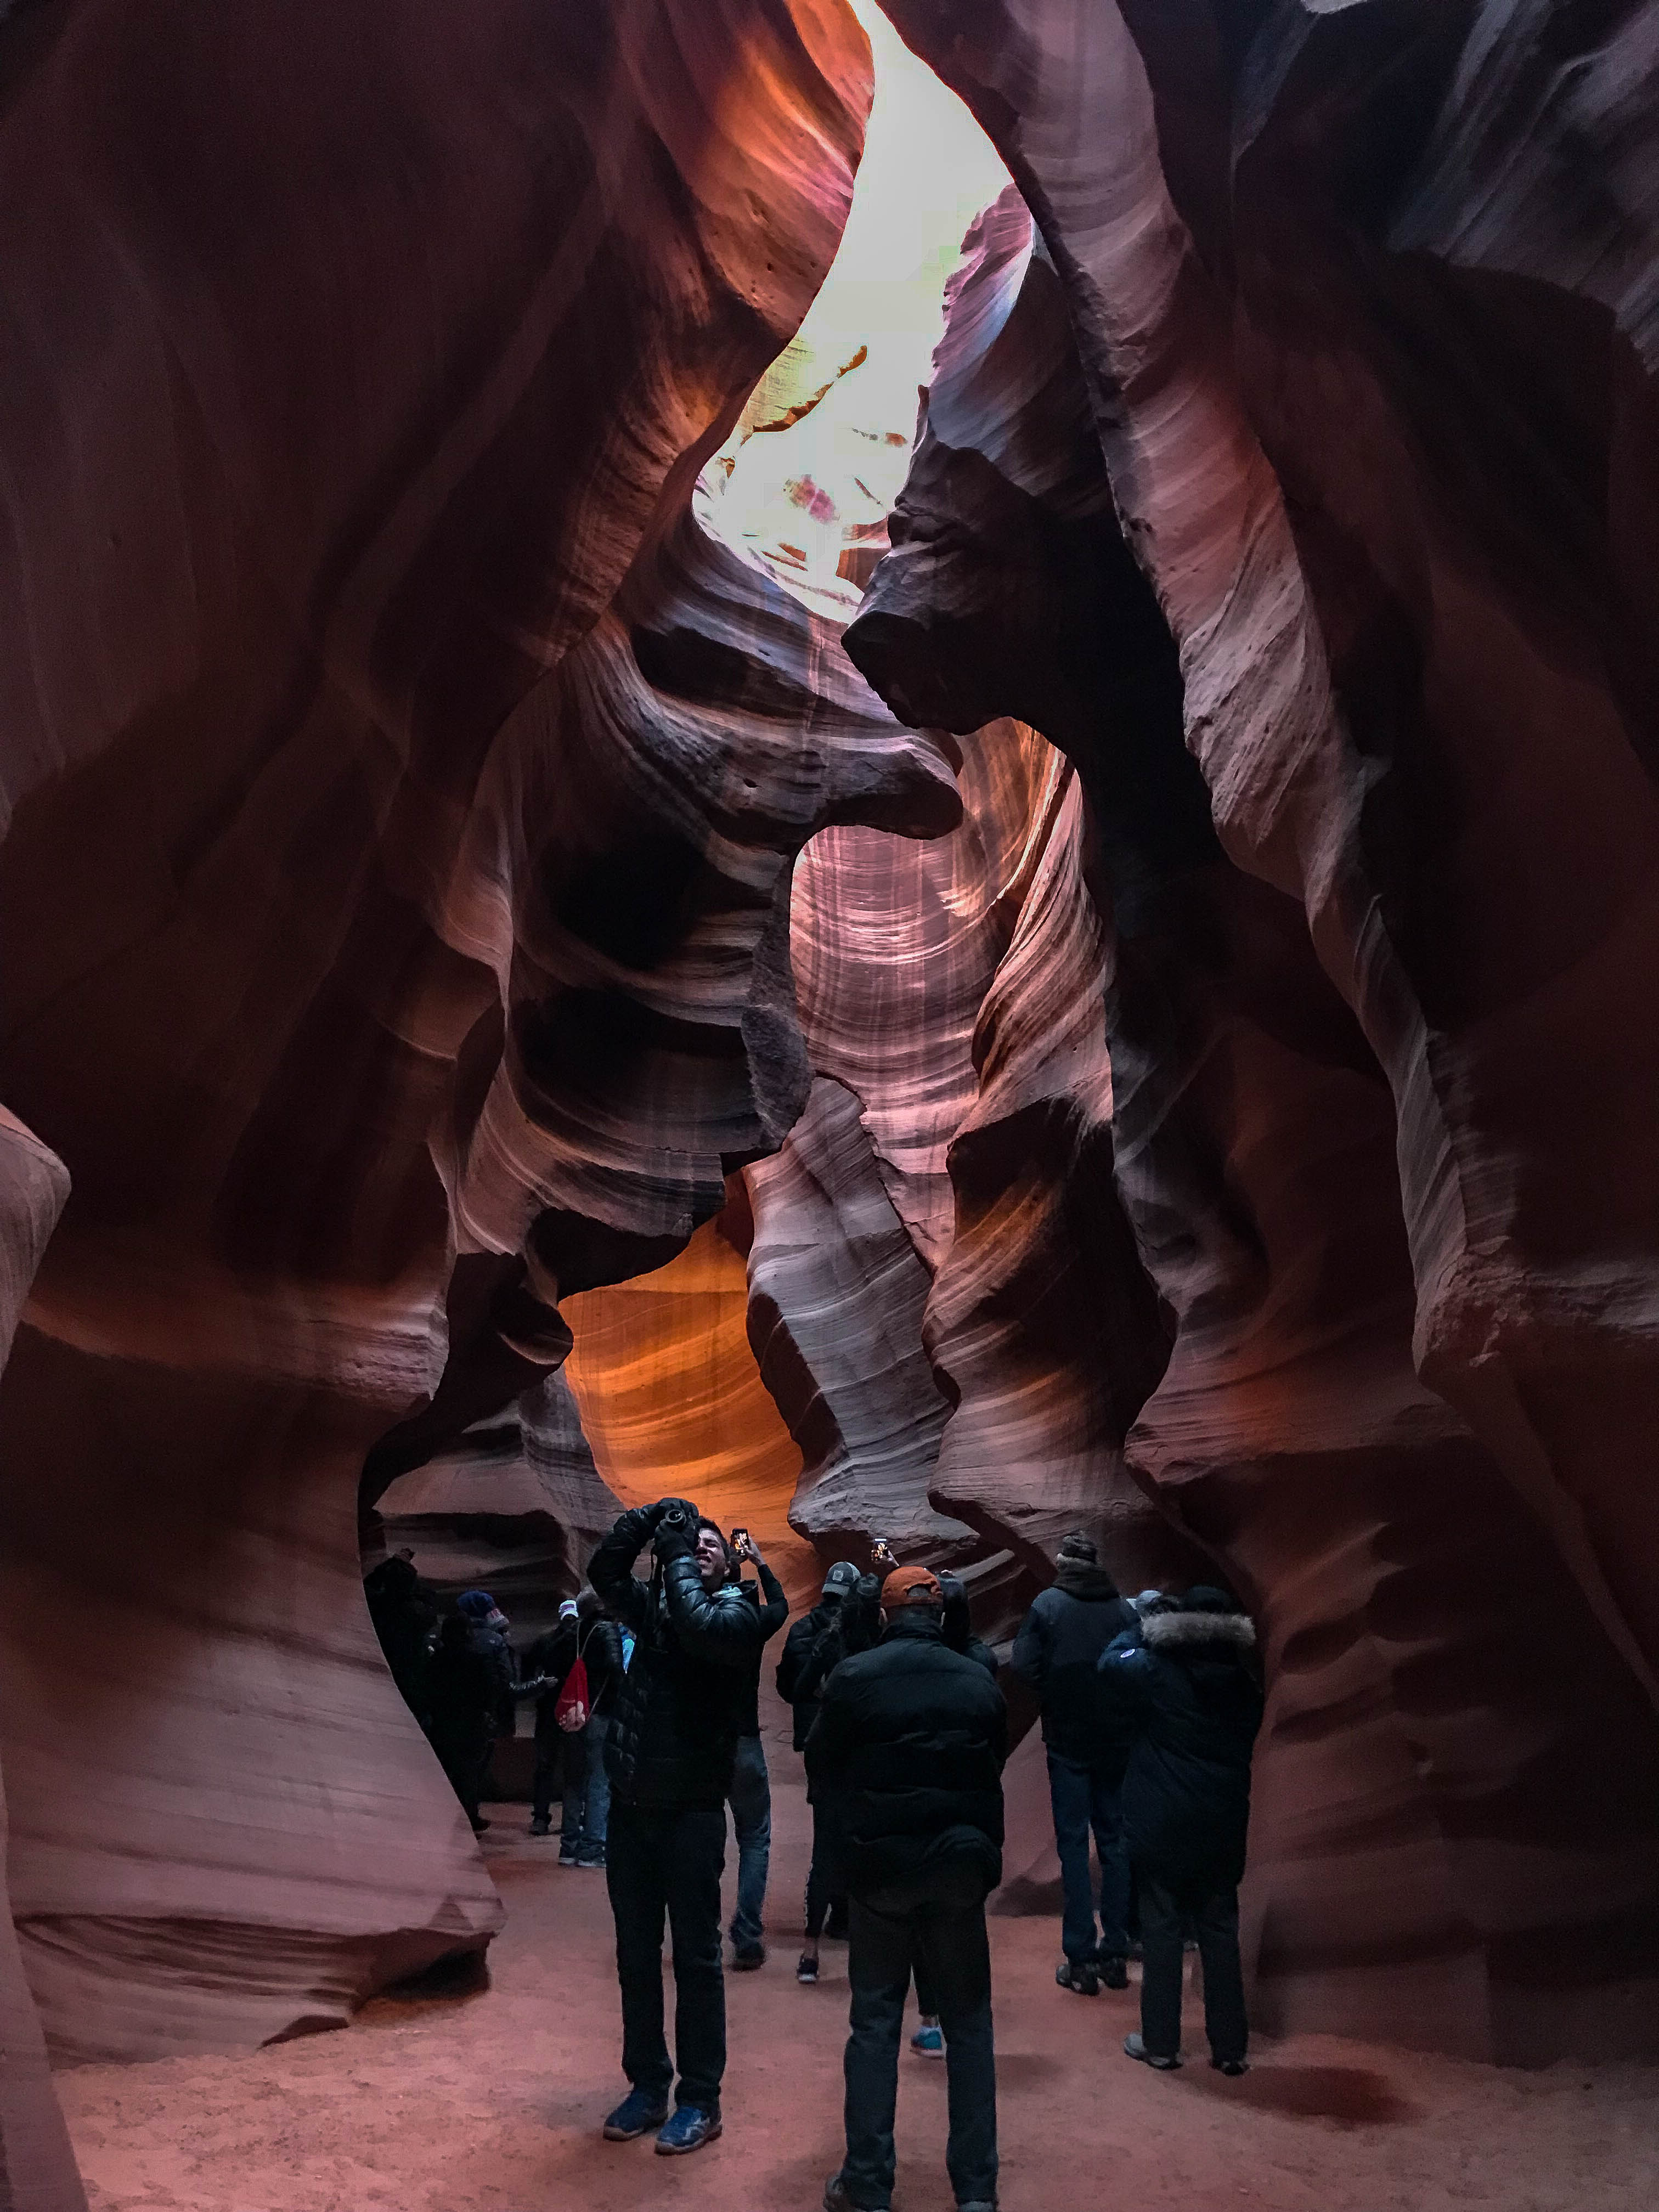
658;1502;692;1532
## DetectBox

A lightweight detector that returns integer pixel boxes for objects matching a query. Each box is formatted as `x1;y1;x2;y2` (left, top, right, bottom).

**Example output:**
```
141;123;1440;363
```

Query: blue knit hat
456;1589;496;1619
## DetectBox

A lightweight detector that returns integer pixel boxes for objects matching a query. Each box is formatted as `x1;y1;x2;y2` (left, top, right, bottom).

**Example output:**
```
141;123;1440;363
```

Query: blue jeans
563;1716;611;1850
1046;1750;1129;1963
726;1733;771;1948
842;1863;997;2211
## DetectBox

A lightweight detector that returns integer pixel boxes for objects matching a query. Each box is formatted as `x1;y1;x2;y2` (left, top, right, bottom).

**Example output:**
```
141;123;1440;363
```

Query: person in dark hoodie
808;1565;1007;2212
587;1498;768;2158
426;1590;539;1833
364;1550;437;1726
1099;1585;1263;2075
1010;1532;1139;1993
939;1573;998;1678
778;1561;862;1984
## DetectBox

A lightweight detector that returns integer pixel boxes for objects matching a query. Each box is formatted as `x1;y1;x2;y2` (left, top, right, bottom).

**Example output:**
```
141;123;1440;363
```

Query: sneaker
577;1845;606;1870
654;2103;722;2156
1097;1953;1129;1990
1212;2055;1249;2077
910;2022;945;2058
528;1814;551;1837
958;2201;999;2211
1056;1959;1099;1997
731;1941;765;1971
558;1844;580;1867
602;2087;669;2141
1124;2032;1181;2070
797;1951;820;1984
823;2175;886;2212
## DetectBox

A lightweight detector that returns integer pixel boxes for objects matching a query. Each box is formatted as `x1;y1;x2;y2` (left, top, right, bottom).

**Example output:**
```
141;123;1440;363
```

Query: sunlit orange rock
565;1201;819;1610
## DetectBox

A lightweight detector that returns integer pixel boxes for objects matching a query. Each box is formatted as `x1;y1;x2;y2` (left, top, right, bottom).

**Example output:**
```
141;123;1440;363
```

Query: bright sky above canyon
697;0;1009;612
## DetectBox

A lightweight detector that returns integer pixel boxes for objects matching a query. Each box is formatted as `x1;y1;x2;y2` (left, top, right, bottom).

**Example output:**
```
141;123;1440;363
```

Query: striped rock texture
0;0;957;2064
0;1115;86;2210
861;1;1659;2061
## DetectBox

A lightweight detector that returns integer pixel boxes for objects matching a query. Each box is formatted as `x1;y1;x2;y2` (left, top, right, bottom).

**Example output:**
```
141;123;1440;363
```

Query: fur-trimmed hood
1142;1607;1256;1653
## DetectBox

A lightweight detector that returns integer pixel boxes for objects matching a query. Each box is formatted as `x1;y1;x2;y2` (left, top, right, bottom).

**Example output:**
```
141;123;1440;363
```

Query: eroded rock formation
0;0;951;2063
1;0;1655;2091
0;1114;86;2210
859;2;1659;2060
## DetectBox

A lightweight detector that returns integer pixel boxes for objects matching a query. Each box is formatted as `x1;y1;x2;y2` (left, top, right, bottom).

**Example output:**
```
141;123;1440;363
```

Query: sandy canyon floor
58;1736;1659;2212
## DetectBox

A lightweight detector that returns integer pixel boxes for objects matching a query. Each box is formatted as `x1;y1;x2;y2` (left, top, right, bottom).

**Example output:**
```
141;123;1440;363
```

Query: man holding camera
587;1497;768;2157
807;1565;1007;2212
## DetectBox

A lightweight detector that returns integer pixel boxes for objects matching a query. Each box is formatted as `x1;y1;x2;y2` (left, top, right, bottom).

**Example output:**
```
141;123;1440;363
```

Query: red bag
555;1630;591;1733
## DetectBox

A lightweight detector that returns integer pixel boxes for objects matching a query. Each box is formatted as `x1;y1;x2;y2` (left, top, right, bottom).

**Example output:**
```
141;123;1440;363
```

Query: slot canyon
0;2;1656;2207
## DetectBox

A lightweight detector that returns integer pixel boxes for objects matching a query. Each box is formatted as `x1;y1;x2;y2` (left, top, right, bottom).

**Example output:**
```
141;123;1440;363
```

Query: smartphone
730;1528;749;1552
870;1538;896;1570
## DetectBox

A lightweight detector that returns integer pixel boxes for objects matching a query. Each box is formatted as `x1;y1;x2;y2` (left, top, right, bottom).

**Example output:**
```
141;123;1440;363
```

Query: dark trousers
1138;1871;1246;2064
606;1800;727;2111
805;1799;847;1939
842;1866;997;2211
1046;1750;1130;1962
531;1732;562;1825
433;1726;492;1824
726;1734;771;1947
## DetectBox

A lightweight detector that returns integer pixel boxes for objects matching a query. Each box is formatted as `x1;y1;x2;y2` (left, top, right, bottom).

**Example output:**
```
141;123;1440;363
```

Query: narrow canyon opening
1;4;1657;2210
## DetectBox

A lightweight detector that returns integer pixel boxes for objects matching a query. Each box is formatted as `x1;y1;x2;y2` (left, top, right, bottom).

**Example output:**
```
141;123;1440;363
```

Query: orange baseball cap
881;1565;942;1608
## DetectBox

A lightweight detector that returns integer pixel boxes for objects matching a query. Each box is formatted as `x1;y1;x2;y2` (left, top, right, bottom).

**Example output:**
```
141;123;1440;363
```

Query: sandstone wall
0;0;923;2062
848;26;1659;2056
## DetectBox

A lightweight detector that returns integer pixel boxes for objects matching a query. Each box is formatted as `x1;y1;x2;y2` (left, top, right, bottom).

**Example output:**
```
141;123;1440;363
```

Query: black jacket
364;1559;437;1722
526;1615;626;1741
777;1599;849;1751
426;1624;505;1750
940;1575;998;1678
731;1564;789;1737
1099;1601;1264;1889
805;1608;1008;1900
589;1505;769;1810
1011;1565;1138;1765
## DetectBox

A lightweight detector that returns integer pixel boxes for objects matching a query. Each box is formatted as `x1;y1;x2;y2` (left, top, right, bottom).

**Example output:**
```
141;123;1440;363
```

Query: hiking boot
654;2103;722;2156
602;2087;669;2141
1211;2055;1249;2077
910;2022;945;2058
823;2174;887;2212
1124;2032;1181;2070
1056;1958;1099;1996
797;1951;820;1984
528;1814;551;1837
1096;1953;1129;1990
731;1940;765;1971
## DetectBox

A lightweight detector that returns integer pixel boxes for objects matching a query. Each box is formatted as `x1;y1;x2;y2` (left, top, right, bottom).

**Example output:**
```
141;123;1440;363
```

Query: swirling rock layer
0;1114;86;2209
0;0;913;2062
852;20;1659;2058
